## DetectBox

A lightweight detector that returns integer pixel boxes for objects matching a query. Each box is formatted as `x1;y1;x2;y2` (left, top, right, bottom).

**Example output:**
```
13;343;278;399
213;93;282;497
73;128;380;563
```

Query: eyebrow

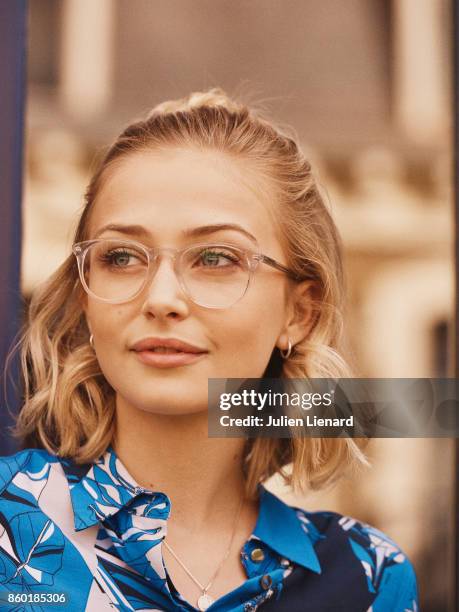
93;223;258;244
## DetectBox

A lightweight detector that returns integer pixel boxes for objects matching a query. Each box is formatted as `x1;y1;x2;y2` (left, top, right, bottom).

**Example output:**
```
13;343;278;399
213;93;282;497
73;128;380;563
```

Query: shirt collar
62;443;166;532
253;483;322;574
62;445;321;574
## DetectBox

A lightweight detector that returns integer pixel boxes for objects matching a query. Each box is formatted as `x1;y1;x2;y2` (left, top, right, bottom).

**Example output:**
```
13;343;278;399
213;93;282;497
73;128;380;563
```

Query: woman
0;89;418;611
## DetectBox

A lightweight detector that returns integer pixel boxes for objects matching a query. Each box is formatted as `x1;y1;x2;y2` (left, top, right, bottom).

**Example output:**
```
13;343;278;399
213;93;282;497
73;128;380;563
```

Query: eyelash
197;249;240;266
96;247;242;269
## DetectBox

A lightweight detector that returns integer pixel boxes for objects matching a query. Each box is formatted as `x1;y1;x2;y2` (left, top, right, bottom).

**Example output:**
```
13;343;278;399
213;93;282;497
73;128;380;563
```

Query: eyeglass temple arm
258;254;313;281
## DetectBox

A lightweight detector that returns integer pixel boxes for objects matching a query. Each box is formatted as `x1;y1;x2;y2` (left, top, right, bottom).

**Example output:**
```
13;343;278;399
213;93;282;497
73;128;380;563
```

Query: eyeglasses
72;238;310;309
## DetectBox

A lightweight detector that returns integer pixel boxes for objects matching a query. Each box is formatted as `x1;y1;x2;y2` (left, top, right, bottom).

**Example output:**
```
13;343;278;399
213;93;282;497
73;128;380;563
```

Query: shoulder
0;447;61;495
293;507;419;612
0;449;87;600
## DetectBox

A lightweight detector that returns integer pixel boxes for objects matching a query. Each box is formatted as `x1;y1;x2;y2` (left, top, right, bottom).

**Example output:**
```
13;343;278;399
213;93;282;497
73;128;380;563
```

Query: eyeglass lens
80;239;251;308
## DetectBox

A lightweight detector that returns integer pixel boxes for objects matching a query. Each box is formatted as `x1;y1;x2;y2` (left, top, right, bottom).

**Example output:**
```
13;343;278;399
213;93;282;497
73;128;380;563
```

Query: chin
130;393;208;416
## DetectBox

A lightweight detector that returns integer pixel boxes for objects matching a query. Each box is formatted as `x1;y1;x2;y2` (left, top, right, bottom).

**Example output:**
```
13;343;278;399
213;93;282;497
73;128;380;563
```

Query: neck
112;395;256;536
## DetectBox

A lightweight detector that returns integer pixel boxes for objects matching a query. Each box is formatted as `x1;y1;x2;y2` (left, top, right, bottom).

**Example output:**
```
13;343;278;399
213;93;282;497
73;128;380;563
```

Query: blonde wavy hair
5;88;368;501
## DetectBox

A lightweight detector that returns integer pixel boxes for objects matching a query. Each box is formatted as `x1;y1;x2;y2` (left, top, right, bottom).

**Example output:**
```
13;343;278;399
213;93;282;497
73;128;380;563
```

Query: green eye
198;249;239;267
99;249;145;268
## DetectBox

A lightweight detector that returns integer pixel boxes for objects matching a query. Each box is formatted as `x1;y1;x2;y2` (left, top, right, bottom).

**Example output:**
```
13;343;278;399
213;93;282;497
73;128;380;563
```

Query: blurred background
10;0;457;610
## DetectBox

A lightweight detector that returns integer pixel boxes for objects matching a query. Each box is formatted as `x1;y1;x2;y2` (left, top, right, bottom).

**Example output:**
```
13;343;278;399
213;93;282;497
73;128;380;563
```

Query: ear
276;280;317;352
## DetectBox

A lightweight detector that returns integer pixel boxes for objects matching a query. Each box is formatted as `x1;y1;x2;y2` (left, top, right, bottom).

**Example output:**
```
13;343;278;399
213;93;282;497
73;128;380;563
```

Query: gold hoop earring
89;334;94;349
280;339;292;359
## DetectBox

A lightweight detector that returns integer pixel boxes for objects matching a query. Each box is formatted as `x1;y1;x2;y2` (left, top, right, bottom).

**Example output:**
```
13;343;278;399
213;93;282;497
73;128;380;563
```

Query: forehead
88;148;282;251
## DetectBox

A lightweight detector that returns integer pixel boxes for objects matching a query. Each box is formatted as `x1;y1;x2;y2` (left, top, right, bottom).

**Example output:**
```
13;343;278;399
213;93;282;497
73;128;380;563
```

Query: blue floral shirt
0;445;418;611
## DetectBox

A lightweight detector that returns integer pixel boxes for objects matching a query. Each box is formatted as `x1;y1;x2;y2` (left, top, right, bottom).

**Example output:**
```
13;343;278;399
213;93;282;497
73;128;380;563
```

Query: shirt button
280;558;290;567
259;574;273;590
250;548;265;562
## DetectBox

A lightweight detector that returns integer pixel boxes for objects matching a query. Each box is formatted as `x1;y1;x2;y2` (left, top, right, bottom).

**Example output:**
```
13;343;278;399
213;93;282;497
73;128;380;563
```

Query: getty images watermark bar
207;378;459;438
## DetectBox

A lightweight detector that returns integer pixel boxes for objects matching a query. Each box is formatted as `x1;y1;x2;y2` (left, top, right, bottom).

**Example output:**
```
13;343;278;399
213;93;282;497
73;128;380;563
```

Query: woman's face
84;147;302;415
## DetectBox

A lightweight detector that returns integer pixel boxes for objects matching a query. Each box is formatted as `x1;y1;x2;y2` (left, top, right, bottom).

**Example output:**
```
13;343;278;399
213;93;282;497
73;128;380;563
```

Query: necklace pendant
197;593;214;610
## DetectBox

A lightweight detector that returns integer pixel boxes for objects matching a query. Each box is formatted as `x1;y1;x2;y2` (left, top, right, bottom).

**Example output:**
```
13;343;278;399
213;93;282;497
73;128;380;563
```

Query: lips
130;337;208;369
131;337;207;354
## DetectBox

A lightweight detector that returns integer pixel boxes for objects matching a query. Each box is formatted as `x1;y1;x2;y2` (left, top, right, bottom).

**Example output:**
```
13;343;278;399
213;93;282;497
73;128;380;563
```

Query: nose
140;253;190;320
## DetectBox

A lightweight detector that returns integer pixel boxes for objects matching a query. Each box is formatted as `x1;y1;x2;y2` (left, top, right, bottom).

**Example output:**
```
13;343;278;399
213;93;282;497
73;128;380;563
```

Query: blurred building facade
23;1;454;610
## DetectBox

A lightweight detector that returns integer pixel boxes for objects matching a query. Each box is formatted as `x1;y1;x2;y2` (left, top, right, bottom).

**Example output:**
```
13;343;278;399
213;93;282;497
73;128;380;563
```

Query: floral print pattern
0;446;418;611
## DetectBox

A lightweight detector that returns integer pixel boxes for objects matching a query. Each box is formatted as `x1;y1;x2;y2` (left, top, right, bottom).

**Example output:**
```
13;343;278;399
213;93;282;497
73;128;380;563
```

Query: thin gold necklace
162;491;245;611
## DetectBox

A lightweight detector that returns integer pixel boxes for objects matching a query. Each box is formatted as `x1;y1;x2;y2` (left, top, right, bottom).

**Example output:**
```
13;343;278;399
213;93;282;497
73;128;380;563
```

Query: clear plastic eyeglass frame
72;238;310;309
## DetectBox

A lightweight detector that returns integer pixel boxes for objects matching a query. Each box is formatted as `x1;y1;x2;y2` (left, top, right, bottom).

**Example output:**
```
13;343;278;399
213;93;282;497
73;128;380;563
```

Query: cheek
213;286;285;377
86;305;136;398
87;305;126;339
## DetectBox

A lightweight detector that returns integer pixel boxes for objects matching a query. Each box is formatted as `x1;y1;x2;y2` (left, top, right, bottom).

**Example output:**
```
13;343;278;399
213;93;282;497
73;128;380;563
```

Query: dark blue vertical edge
0;0;27;455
